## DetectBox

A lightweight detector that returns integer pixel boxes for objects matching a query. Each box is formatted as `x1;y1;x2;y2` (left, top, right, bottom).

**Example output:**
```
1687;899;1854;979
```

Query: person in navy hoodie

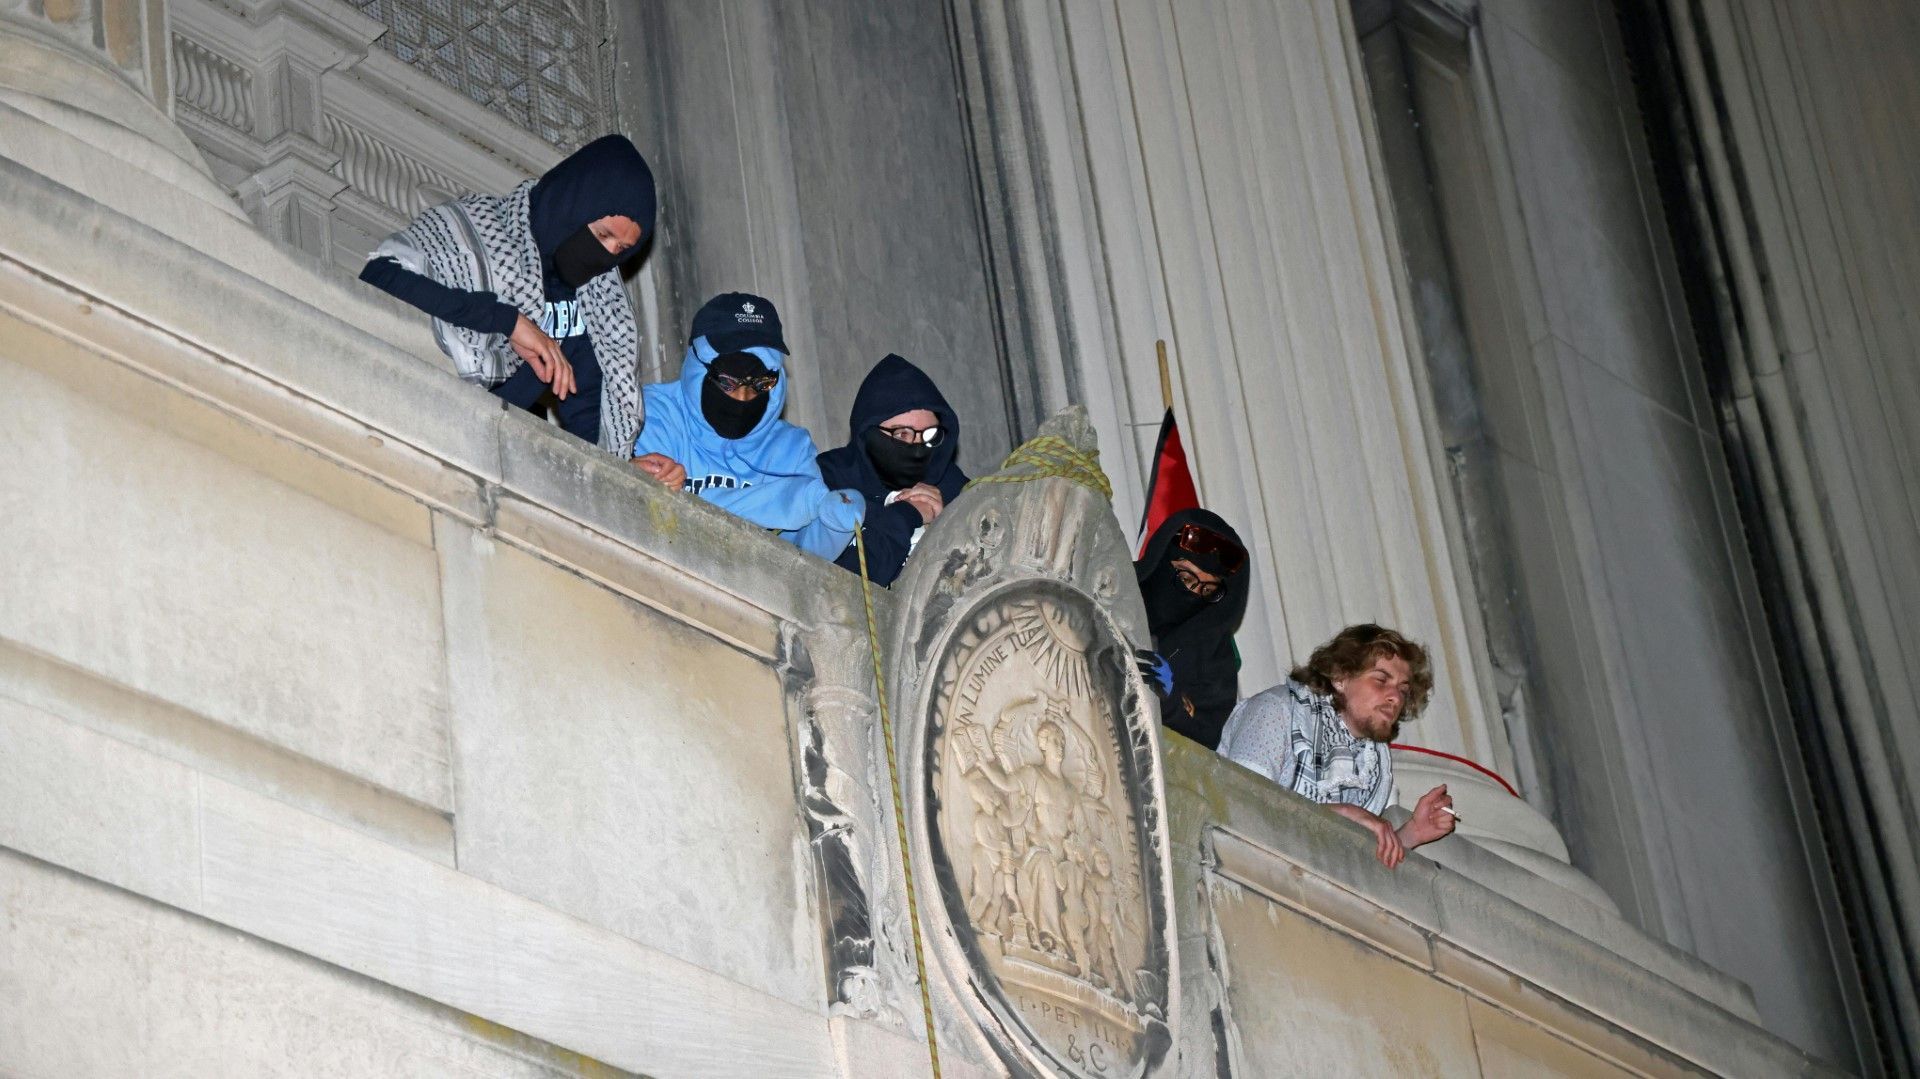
631;292;863;560
359;134;653;455
816;354;968;587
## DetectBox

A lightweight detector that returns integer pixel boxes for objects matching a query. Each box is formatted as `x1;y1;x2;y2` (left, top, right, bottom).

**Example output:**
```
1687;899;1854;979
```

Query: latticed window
347;0;609;152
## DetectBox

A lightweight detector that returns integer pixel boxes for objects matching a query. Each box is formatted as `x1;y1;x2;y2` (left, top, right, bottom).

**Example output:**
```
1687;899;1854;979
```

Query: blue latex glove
1135;648;1174;698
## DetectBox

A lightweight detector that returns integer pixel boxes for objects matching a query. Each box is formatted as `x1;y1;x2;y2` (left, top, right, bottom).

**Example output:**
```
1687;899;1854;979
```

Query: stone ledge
0;149;875;638
0;640;456;867
1166;738;1839;1076
0;849;639;1078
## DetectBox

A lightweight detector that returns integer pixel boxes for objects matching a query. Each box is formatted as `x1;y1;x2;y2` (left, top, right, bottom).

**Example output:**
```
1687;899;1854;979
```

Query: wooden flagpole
1156;338;1174;412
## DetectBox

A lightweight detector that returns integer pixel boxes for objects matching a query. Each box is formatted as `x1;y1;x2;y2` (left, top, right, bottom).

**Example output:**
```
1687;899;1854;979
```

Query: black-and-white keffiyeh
373;181;642;456
1218;680;1394;814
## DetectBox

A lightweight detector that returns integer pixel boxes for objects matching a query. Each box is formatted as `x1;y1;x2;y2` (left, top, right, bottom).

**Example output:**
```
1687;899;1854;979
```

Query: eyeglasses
1174;564;1223;599
878;422;944;447
1173;522;1246;575
709;371;780;397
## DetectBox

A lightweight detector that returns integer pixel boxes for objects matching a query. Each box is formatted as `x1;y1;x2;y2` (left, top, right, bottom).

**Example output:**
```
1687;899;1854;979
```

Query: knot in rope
965;434;1113;501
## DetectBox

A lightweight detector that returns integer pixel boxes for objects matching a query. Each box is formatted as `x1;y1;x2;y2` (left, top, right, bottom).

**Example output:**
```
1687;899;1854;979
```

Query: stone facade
3;0;1915;1074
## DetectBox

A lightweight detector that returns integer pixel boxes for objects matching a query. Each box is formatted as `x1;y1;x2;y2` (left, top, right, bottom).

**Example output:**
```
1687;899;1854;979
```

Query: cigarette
1439;806;1462;820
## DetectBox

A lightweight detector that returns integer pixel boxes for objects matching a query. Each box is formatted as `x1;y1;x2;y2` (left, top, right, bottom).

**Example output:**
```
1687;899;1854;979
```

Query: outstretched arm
783;489;864;561
359;256;517;335
361;257;574;397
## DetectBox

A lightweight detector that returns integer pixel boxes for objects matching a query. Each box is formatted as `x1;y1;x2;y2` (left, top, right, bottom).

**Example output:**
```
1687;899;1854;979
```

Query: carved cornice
165;0;560;259
172;33;254;131
322;113;461;220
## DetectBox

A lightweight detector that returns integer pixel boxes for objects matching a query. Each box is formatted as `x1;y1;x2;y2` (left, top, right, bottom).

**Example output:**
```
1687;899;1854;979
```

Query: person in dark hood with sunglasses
816;354;968;587
359;134;654;454
1134;509;1251;749
629;292;863;560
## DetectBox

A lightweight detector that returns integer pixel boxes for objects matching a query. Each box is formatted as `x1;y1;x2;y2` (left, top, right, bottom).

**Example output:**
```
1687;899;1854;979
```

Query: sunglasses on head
709;370;780;396
1173;522;1246;575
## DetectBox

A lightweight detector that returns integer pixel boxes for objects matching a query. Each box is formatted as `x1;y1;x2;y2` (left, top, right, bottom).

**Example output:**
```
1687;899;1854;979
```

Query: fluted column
1;0;243;224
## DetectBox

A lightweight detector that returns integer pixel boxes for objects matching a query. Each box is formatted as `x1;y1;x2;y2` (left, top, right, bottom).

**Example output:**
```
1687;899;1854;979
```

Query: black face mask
1141;560;1212;634
552;225;624;288
863;426;934;489
701;374;771;440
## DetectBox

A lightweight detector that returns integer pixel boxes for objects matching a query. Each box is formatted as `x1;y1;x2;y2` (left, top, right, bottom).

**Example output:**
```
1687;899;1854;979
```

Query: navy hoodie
359;135;653;443
817;355;969;586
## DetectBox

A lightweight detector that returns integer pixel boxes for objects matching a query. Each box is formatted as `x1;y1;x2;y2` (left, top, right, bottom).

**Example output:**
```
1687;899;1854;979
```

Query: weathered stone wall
0;136;852;1077
0;84;1837;1072
611;0;1018;477
1353;0;1864;1063
0;2;1879;1075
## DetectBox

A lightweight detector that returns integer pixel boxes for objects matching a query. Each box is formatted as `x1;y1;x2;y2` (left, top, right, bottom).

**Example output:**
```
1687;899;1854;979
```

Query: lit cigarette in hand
1439;805;1462;820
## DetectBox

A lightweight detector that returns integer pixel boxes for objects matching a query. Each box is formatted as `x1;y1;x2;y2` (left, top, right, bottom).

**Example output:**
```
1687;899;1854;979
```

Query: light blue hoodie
633;336;863;559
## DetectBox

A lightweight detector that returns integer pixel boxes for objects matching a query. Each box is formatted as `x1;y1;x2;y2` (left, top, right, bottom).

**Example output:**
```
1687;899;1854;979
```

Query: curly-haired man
1218;624;1456;868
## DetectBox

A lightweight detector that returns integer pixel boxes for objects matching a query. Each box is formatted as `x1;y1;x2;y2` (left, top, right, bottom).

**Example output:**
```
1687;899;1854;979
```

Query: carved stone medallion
889;409;1175;1077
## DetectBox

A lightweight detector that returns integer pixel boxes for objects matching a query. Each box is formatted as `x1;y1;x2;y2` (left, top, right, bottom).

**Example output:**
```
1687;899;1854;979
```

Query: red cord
1388;743;1521;798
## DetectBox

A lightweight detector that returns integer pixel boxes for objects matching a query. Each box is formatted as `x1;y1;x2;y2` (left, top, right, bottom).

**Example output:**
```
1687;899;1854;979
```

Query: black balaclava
828;354;961;496
527;134;657;298
701;351;772;440
862;427;934;489
552;225;627;288
1133;508;1251;750
1136;552;1213;629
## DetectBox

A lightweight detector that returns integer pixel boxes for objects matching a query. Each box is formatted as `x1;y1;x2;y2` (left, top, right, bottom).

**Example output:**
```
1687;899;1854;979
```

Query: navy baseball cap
690;292;788;354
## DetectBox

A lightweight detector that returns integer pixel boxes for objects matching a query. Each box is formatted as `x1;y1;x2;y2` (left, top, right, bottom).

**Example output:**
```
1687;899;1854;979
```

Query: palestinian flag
1137;408;1199;555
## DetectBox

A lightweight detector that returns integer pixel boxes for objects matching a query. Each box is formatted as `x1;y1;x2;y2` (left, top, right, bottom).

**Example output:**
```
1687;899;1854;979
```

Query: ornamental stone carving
889;408;1175;1077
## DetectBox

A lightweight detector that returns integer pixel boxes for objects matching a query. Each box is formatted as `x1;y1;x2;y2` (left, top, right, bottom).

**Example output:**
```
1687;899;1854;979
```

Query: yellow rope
963;434;1113;501
851;433;1112;1077
854;525;942;1079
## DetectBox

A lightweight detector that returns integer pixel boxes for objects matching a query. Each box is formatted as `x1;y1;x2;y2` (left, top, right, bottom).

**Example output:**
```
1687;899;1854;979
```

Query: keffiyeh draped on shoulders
1218;679;1394;814
372;181;642;456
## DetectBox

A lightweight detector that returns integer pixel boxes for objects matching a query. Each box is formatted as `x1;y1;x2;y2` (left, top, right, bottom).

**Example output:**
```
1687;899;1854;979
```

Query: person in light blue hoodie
631;292;863;560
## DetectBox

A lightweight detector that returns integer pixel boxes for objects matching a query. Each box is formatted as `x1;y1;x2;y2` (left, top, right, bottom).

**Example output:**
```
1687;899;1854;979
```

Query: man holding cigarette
1219;624;1457;868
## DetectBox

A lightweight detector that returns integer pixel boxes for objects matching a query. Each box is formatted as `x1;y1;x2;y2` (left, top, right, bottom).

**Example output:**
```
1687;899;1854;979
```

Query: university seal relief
888;410;1175;1077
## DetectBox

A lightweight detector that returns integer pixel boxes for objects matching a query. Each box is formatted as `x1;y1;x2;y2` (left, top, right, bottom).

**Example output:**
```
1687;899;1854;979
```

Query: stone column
1;0;245;230
168;0;385;259
949;0;1628;918
952;0;1506;779
3;0;169;105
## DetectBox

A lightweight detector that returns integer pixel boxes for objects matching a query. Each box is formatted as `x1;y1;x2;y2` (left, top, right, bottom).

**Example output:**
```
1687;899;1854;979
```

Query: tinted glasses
709;370;780;397
1173;522;1246;574
877;422;944;447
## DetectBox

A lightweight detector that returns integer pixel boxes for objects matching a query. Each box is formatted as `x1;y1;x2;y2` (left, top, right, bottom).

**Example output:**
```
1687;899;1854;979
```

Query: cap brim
704;328;789;355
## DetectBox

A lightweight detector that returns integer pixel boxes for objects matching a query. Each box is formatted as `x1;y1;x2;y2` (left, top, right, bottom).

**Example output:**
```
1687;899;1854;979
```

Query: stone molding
1658;2;1920;1061
1172;738;1843;1078
782;619;917;1034
167;0;565;270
